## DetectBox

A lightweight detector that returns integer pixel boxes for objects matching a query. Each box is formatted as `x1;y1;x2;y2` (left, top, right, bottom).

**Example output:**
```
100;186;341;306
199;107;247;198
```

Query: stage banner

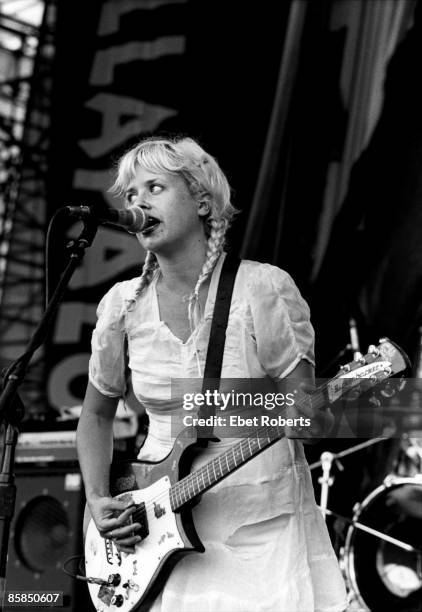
46;0;189;411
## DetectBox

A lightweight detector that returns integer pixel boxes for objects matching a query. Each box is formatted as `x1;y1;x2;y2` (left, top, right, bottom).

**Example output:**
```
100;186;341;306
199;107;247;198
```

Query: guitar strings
129;386;330;514
120;423;289;519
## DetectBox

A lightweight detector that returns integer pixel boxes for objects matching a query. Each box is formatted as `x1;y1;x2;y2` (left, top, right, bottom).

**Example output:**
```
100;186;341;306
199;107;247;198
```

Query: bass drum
344;476;422;611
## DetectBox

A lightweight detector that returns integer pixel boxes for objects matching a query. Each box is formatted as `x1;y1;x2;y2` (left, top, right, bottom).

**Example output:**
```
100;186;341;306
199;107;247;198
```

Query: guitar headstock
326;338;410;405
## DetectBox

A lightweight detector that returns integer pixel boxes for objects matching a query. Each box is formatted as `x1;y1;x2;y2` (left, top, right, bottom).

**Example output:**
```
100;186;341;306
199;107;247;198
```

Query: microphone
64;205;147;234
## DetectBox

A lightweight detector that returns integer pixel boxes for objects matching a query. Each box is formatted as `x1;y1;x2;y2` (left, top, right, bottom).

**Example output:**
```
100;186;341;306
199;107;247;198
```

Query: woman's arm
77;382;141;552
275;360;334;443
77;382;117;501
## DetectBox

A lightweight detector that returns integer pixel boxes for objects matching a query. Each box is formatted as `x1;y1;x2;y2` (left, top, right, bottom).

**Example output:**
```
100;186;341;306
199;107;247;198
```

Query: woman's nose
138;198;151;210
130;197;150;211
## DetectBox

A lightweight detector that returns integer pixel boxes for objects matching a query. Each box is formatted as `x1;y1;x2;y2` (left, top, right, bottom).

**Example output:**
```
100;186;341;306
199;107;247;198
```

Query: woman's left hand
274;360;334;442
284;380;334;442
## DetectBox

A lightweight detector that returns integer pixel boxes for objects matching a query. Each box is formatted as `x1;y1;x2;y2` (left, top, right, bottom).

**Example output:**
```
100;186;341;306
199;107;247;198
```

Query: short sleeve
88;282;128;397
248;264;315;379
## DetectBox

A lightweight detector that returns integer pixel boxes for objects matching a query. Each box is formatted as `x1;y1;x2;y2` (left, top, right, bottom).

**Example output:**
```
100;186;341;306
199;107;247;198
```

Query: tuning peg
339;364;351;372
368;345;380;356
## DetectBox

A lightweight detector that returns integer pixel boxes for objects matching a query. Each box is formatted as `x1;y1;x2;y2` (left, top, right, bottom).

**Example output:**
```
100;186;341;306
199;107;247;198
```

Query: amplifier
5;463;88;611
16;430;78;464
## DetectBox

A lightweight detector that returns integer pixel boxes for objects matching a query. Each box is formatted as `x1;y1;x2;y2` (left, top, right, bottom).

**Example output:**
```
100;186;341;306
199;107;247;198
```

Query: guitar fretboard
169;386;328;511
170;426;278;511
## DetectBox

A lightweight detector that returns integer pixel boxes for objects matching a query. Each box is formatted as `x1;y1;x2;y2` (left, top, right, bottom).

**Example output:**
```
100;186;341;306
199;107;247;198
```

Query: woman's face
124;165;208;256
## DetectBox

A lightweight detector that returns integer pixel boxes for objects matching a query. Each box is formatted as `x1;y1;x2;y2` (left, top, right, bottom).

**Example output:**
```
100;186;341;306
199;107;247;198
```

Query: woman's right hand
88;496;143;554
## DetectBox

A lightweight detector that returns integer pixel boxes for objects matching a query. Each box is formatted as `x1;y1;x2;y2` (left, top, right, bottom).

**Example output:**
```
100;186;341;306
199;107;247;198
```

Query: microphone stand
318;316;361;377
0;219;99;611
317;344;352;377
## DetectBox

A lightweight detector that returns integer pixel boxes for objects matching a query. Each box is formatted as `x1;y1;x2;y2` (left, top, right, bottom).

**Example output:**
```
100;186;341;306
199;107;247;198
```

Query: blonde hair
111;136;238;327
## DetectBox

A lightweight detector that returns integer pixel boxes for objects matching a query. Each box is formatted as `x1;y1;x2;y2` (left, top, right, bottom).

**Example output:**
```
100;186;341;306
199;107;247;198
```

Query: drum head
346;479;422;611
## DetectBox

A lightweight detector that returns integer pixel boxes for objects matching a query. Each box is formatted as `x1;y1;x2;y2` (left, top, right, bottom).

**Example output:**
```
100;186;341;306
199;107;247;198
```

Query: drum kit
311;437;422;611
311;325;422;611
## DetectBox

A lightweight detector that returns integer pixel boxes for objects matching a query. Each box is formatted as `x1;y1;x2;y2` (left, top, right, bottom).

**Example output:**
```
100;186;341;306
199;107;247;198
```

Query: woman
76;136;347;612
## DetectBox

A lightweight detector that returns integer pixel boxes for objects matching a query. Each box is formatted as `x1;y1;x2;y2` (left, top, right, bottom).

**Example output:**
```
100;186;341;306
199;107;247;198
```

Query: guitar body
84;428;205;612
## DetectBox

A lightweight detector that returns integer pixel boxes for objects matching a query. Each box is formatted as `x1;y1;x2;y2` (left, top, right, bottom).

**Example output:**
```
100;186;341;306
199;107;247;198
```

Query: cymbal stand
311;437;392;521
318;451;344;518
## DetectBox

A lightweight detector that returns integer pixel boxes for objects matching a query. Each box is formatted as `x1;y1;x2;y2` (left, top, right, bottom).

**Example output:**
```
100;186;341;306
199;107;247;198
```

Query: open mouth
141;216;160;235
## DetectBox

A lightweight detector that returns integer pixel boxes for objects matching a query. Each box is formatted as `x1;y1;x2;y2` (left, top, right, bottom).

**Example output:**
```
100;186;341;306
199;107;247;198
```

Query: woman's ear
197;199;210;217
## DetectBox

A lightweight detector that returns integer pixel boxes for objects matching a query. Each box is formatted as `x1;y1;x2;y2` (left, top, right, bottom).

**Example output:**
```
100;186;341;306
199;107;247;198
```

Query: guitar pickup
132;502;149;539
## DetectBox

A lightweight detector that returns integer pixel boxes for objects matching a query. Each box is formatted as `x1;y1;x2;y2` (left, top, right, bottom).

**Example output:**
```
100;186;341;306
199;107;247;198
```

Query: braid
135;251;159;299
195;218;227;294
188;217;228;330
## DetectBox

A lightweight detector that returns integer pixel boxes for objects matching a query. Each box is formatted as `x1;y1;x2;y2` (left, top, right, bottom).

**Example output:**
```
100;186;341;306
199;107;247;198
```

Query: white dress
88;255;348;612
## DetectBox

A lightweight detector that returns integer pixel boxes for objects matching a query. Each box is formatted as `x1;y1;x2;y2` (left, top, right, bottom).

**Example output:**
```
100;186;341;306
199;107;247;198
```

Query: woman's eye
150;184;163;194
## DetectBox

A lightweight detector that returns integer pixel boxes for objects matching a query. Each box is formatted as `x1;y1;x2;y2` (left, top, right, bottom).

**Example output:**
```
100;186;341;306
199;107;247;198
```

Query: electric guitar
84;338;409;611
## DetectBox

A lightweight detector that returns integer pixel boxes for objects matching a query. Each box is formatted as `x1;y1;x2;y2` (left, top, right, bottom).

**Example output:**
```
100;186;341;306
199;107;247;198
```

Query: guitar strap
196;253;241;446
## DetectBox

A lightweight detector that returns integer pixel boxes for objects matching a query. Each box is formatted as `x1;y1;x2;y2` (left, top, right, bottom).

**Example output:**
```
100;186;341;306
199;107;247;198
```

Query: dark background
48;0;422;373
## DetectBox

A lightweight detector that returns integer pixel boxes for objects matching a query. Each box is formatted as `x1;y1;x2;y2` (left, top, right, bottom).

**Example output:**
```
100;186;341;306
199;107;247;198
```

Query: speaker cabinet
5;464;90;611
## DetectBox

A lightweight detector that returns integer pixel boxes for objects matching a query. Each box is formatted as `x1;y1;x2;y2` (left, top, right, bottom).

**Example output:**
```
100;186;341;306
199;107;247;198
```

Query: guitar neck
169;335;409;511
169;386;328;511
